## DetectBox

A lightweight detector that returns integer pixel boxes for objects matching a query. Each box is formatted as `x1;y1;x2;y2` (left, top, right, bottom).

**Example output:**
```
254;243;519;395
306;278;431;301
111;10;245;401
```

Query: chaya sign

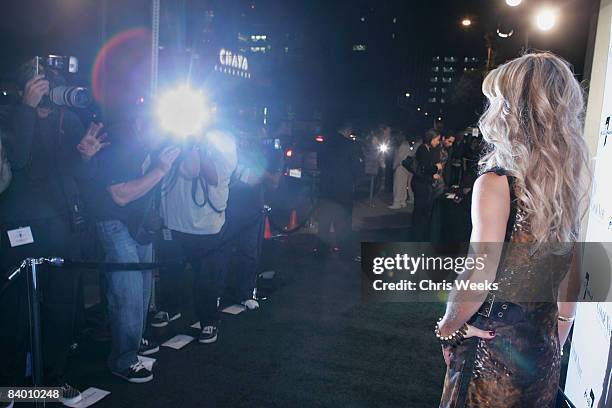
214;48;251;79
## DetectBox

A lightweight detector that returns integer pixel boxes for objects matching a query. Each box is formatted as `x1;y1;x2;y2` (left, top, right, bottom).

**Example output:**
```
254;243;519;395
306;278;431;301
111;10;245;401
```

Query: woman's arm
557;244;581;349
438;172;510;336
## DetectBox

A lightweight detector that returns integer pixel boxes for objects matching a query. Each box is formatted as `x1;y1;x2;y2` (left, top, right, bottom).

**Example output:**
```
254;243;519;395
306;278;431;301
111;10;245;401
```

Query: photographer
86;110;180;383
0;59;106;406
218;125;282;311
156;129;237;343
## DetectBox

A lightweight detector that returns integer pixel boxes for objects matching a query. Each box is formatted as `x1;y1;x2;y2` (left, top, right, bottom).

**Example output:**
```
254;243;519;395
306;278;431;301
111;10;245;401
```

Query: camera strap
191;176;224;214
55;108;87;233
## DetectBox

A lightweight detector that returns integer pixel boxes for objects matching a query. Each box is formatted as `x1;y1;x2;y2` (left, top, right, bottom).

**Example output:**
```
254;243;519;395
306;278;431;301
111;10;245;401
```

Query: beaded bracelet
435;318;469;348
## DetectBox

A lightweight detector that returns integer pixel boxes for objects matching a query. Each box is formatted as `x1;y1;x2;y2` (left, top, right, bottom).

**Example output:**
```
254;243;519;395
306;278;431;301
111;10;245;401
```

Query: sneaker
112;361;153;383
139;338;159;356
387;204;403;209
59;383;82;407
151;310;182;328
241;299;260;310
198;326;218;344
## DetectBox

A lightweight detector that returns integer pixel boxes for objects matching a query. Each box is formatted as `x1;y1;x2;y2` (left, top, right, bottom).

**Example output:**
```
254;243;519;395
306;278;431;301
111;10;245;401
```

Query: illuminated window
440;98;446;104
440;88;446;94
428;97;437;103
442;77;452;83
443;66;455;73
443;56;456;62
432;66;439;72
432;56;440;62
352;44;367;51
430;77;439;83
429;87;437;93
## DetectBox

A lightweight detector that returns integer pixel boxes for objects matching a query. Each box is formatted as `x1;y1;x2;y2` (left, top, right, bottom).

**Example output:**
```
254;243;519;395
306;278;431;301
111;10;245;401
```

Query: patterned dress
439;168;573;408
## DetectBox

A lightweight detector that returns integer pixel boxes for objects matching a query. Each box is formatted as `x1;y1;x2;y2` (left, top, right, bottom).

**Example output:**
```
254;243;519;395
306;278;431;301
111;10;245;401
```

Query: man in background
317;120;357;255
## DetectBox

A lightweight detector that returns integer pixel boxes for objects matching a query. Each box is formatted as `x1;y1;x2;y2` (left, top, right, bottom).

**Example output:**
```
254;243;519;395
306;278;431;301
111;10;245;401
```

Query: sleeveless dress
439;168;573;408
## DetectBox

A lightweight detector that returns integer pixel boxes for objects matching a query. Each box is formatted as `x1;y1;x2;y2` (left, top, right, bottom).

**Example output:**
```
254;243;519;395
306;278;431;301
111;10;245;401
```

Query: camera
31;55;92;108
38;55;79;75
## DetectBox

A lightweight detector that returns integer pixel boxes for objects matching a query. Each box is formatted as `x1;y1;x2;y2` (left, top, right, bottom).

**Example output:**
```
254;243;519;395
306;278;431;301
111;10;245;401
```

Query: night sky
0;0;600;131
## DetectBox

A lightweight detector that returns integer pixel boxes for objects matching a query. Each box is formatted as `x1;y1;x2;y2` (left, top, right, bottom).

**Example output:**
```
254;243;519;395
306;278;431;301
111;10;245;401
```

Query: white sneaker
388;204;402;209
59;383;83;407
241;299;260;310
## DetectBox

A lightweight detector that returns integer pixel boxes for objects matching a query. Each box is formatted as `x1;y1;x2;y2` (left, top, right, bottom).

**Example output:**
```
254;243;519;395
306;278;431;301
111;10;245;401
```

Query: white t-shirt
161;132;237;235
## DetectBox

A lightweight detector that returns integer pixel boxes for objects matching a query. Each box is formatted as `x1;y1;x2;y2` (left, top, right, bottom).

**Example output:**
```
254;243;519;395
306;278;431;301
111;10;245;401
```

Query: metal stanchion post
369;175;375;207
27;258;44;388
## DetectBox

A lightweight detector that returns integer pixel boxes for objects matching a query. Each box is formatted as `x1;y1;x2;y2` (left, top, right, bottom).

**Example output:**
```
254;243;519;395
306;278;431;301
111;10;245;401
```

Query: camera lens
49;86;92;108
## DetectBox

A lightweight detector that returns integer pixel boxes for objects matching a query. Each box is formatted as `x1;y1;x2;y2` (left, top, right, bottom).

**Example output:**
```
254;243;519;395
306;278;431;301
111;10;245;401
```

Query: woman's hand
440;324;496;367
442;345;452;367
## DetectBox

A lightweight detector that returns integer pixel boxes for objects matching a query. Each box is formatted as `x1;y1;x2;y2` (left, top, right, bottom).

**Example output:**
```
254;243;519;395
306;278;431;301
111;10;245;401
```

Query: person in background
157;127;237;343
411;129;441;241
317;120;357;255
89;110;180;383
389;132;412;209
0;59;107;406
432;133;456;199
404;134;421;205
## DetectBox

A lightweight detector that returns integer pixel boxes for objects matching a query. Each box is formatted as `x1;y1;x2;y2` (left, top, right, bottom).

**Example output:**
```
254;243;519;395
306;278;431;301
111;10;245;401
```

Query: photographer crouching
0;58;107;407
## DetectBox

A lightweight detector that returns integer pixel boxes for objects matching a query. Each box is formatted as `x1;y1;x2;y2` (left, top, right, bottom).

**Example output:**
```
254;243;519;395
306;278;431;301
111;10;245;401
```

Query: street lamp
461;18;472;27
535;8;556;31
505;0;522;7
405;92;411;98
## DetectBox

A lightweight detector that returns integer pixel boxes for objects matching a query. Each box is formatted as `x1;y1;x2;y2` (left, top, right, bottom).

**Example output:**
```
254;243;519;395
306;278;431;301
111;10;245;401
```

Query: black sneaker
59;383;82;407
139;338;159;356
112;361;153;383
151;311;182;328
198;325;218;344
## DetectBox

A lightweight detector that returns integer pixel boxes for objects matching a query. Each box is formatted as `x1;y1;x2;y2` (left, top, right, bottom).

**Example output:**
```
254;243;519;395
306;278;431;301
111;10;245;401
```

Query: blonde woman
436;52;590;407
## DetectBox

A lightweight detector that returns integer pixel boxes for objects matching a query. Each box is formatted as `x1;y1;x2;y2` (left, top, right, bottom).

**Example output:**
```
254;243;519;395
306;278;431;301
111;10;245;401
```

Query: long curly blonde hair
478;52;590;243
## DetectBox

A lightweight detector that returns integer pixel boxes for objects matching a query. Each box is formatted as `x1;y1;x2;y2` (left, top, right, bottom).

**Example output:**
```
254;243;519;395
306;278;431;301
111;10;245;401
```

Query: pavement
64;224;449;408
352;191;413;231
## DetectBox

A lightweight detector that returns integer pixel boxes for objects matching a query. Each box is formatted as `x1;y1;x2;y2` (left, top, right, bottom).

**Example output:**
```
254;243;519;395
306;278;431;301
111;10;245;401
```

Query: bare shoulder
473;172;510;202
471;172;511;241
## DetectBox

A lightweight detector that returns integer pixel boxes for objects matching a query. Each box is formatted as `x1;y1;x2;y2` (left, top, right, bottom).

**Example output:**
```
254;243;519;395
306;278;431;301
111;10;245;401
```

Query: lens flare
92;28;152;107
156;86;209;138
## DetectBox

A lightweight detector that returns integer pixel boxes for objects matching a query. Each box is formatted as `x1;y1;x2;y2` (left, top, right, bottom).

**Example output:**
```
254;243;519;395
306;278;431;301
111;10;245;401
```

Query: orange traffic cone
264;216;273;239
287;209;299;231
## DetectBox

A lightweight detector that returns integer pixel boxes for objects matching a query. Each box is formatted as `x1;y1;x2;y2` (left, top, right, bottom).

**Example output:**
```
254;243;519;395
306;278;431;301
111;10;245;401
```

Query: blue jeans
96;220;152;372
